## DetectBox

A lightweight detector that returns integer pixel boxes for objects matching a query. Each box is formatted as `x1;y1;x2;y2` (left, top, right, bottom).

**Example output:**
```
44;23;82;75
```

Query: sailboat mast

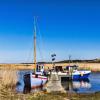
34;17;36;72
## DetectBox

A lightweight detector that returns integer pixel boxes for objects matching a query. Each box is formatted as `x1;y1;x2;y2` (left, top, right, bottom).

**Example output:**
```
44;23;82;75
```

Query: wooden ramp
46;72;66;93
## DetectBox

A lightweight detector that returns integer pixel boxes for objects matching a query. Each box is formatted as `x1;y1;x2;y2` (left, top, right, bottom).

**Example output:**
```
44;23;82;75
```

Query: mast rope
25;36;33;63
36;19;45;62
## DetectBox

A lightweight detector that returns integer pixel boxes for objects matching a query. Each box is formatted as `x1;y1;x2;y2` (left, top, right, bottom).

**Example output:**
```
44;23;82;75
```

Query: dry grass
0;64;33;70
0;68;18;100
0;67;18;90
45;63;100;72
0;63;100;72
1;70;18;88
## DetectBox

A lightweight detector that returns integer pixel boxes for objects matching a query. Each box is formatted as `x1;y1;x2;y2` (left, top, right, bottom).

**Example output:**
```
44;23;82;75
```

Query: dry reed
0;67;18;89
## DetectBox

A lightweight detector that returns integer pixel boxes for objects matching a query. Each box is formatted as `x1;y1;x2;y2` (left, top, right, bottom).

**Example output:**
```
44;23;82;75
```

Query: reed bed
0;68;17;100
46;63;100;72
0;63;100;72
0;64;33;70
1;70;18;88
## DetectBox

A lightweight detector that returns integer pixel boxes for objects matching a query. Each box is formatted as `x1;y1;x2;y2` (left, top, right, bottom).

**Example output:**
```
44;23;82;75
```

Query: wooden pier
46;72;66;93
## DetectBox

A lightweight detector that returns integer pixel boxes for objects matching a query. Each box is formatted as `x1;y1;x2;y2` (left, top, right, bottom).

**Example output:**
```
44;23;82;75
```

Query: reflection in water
73;79;91;89
61;78;91;93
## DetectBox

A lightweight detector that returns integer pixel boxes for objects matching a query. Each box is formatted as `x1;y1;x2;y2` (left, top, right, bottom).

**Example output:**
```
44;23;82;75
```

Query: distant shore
0;62;100;72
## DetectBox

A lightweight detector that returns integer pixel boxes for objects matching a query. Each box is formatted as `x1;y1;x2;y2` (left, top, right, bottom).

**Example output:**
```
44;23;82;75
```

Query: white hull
30;73;48;89
72;70;91;75
57;70;91;79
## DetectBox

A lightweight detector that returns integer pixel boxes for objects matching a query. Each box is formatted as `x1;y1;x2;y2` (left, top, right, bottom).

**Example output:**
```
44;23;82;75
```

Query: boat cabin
66;65;78;71
36;64;44;72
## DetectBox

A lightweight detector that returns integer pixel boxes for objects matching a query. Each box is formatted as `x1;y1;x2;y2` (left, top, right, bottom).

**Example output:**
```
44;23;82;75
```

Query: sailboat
24;17;48;90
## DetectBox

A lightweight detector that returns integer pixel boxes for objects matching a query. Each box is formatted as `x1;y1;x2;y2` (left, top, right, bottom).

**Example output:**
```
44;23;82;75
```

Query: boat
24;17;48;90
57;65;91;80
72;70;91;80
66;65;91;80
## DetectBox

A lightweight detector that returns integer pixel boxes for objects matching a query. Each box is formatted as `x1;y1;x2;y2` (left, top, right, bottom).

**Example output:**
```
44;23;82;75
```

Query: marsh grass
0;64;33;70
0;63;100;72
0;68;18;100
2;70;18;88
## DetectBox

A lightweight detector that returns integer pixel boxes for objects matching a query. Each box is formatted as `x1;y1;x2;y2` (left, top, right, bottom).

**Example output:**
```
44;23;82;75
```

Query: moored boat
24;17;48;90
66;65;91;80
57;65;91;80
72;70;91;80
30;73;48;89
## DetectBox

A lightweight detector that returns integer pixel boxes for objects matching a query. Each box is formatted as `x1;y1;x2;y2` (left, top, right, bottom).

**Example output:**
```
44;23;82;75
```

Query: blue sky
0;0;100;63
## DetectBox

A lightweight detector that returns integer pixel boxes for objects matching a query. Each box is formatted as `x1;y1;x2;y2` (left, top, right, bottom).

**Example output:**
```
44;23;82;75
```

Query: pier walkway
46;72;66;93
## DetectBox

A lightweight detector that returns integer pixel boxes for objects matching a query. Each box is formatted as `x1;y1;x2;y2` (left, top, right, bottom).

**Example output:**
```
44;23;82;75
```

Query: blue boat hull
73;73;90;80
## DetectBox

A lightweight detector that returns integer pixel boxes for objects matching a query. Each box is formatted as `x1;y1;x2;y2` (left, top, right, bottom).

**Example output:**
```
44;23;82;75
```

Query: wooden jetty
46;72;66;93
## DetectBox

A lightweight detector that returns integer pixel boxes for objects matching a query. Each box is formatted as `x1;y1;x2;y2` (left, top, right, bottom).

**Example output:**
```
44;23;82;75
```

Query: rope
25;36;33;63
36;19;45;62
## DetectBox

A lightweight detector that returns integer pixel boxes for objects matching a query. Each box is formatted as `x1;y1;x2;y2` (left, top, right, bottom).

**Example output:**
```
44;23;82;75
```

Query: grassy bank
0;87;100;100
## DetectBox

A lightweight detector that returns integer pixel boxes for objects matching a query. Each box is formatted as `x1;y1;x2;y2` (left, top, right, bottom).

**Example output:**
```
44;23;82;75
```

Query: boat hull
30;73;48;89
72;71;91;80
73;73;90;80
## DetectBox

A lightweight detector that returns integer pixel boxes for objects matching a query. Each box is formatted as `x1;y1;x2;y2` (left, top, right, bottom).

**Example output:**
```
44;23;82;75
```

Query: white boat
30;73;47;89
57;65;91;80
24;17;48;89
72;70;91;80
66;65;91;80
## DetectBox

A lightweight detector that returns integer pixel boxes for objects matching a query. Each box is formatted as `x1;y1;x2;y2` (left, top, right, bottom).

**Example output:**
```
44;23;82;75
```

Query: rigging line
37;39;44;62
25;35;34;63
36;19;45;61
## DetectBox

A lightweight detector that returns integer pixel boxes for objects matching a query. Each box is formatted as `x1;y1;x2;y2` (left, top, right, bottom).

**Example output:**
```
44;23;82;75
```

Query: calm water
16;71;100;94
61;72;100;93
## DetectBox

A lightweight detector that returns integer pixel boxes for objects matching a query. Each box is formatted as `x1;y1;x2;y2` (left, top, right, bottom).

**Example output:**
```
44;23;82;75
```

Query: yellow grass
0;68;18;89
0;63;100;71
45;63;100;72
0;64;33;70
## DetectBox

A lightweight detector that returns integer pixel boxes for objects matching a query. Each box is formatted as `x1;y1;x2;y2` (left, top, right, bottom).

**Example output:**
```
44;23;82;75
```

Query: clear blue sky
0;0;100;63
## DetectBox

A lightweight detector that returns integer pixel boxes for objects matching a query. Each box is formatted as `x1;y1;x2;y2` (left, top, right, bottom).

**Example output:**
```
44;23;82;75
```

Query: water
16;71;100;94
61;73;100;93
